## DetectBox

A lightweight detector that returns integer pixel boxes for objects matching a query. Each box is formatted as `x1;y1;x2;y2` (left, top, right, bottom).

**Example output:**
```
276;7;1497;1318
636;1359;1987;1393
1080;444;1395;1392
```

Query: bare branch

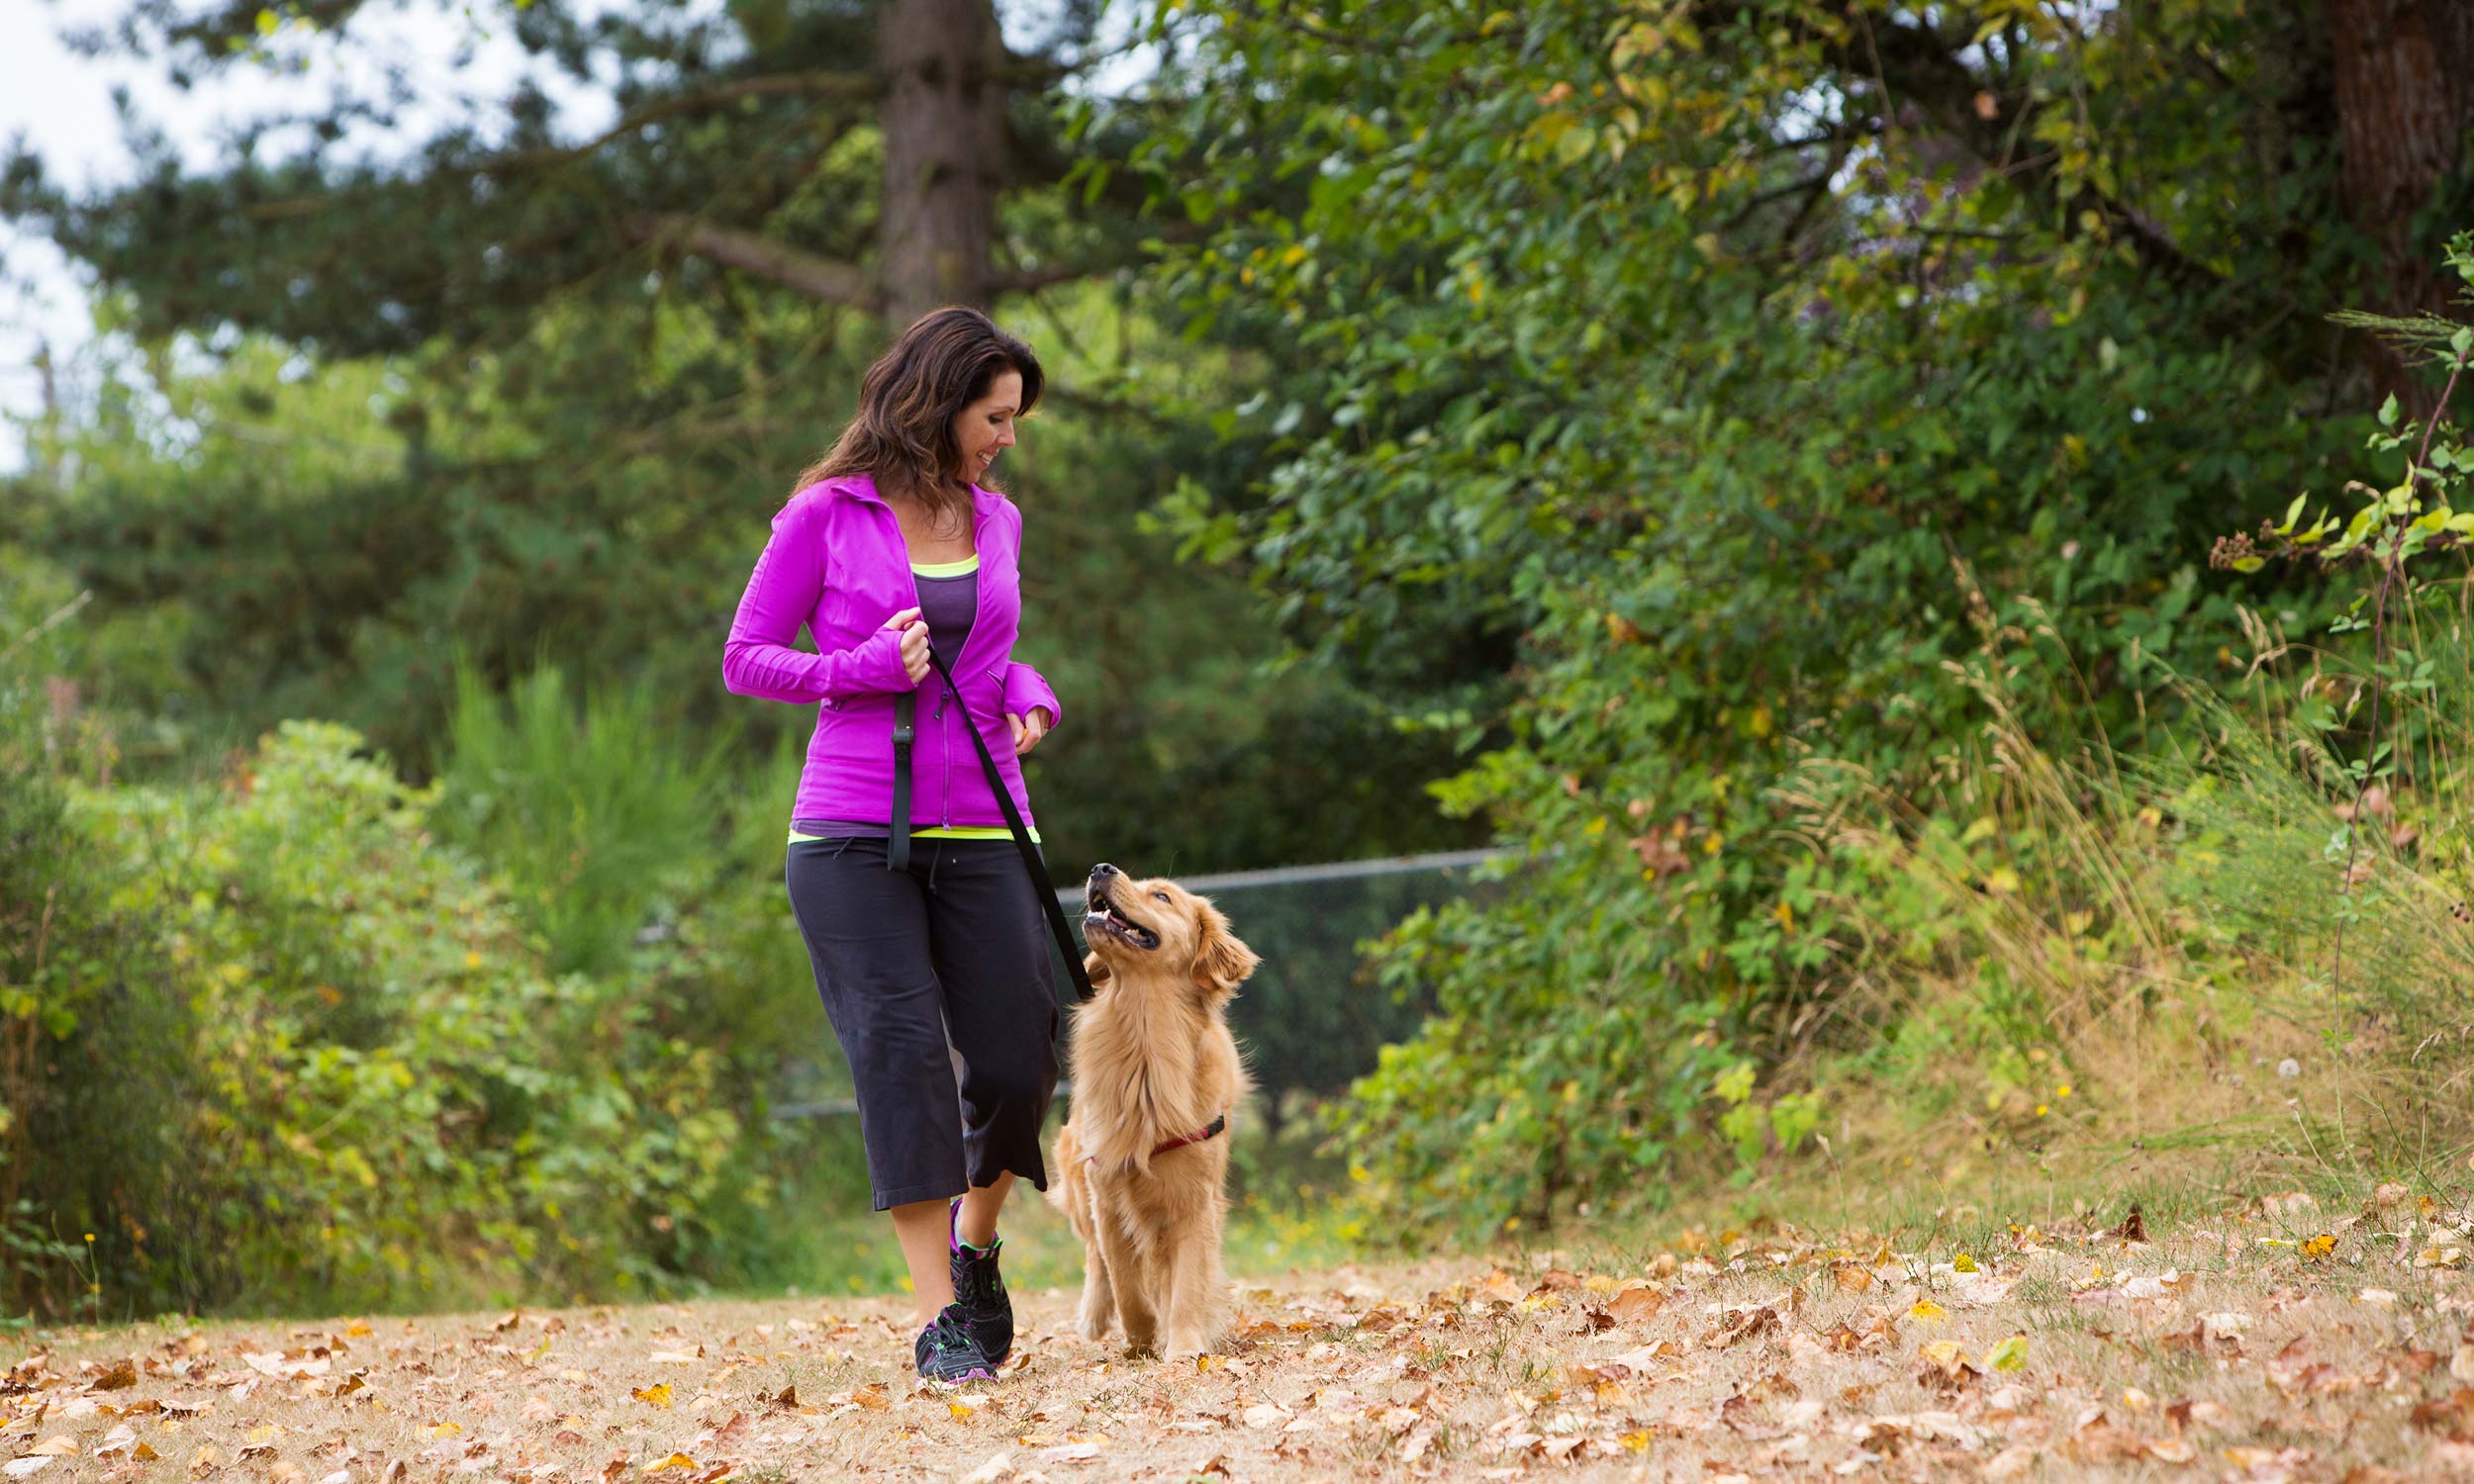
630;215;878;308
1719;160;1842;235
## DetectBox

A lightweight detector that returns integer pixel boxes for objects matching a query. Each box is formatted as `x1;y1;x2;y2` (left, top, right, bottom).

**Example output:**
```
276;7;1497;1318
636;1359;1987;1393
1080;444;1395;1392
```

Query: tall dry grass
1769;576;2474;1200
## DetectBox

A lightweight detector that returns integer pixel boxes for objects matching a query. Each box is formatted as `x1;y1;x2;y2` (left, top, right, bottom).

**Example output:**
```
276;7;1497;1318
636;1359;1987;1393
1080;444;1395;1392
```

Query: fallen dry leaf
13;1205;2460;1484
1606;1280;1662;1323
960;1453;1013;1484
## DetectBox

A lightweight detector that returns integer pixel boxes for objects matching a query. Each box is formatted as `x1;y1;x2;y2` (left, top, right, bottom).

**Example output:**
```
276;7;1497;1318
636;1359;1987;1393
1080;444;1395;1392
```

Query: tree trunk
878;0;1004;327
2327;0;2474;411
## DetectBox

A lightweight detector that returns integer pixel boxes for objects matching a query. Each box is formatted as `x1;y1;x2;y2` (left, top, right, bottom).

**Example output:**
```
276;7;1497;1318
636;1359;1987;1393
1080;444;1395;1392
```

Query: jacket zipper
936;693;952;828
882;492;989;833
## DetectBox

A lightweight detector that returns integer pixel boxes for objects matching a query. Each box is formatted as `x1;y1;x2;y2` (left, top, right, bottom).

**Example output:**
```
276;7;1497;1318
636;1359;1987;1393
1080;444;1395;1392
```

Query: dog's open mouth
1085;884;1161;950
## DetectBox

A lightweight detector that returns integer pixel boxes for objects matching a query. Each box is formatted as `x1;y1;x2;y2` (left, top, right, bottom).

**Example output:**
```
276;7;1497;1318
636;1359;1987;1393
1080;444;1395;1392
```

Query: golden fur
1047;865;1259;1361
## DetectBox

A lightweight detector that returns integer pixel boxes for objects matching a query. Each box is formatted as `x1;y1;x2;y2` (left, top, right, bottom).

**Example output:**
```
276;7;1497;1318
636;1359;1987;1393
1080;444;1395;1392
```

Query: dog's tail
1044;1121;1082;1226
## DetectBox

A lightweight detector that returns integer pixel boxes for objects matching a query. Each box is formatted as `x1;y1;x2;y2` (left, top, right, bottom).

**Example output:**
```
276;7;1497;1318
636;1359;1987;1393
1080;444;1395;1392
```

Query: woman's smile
955;370;1021;483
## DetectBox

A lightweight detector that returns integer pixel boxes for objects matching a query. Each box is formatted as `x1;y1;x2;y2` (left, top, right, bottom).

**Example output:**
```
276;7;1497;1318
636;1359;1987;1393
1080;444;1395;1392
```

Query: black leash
889;654;1094;1004
891;691;916;870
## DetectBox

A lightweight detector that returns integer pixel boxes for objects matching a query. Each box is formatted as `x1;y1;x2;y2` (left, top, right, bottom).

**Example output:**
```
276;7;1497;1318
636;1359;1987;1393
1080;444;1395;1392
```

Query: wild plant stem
2331;357;2464;1001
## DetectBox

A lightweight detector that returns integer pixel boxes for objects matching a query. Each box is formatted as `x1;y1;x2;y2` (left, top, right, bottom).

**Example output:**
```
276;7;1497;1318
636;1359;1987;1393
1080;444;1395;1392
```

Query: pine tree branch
226;70;876;222
490;71;880;174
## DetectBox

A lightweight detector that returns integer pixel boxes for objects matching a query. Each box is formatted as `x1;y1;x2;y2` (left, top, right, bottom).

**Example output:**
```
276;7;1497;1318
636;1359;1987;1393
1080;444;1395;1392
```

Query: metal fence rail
1050;847;1506;906
771;847;1507;1123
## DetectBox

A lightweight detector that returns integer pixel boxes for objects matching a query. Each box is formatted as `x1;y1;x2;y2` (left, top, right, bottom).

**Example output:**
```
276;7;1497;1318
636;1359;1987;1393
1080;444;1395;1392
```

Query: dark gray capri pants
785;835;1060;1210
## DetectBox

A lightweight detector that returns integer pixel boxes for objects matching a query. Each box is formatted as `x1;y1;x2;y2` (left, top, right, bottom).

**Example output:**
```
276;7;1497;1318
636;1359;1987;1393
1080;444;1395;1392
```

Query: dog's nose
1091;863;1119;881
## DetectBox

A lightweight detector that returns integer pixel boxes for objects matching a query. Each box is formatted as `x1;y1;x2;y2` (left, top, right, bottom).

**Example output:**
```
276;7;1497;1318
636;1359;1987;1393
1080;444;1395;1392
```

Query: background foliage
4;0;2472;1314
1136;0;2460;1231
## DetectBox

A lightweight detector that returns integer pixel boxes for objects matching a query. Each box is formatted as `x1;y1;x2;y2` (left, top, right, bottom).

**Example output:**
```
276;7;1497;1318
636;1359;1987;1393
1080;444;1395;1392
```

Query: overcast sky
1;0;150;469
0;0;632;471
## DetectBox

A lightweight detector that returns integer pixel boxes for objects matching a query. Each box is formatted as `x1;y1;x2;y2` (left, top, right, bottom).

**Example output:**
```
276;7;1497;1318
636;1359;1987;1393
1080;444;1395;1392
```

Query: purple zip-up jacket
722;474;1062;832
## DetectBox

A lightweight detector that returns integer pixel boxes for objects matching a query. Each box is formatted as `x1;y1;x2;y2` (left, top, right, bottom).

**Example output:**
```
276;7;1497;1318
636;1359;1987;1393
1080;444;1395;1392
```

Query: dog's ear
1189;899;1260;996
1082;950;1112;987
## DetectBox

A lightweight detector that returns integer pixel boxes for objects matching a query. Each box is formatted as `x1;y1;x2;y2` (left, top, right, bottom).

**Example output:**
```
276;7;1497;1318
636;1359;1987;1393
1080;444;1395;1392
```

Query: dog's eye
1152;890;1170;902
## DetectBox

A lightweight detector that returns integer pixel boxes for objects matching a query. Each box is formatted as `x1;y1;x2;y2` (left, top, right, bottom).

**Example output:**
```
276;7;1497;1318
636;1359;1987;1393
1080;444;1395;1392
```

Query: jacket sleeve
722;495;912;703
1002;661;1062;729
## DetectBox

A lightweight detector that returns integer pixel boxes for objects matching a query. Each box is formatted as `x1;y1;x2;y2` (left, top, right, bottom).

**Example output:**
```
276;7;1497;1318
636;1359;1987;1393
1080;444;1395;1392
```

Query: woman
722;307;1062;1383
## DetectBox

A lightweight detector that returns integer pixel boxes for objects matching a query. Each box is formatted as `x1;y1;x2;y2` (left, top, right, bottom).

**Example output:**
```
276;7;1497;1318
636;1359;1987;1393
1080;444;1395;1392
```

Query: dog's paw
1161;1341;1209;1365
1075;1317;1110;1344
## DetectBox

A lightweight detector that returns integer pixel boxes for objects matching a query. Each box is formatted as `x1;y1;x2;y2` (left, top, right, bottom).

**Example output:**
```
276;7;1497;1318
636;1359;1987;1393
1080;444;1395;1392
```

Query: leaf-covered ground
13;1189;2470;1483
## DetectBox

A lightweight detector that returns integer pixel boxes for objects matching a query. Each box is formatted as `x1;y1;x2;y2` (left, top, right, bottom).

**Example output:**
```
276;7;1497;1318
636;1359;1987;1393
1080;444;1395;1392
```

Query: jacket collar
820;472;1002;518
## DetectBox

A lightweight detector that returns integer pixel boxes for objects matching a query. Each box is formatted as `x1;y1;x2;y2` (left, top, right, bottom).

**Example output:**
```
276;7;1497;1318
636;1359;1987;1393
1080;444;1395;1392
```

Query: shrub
20;719;782;1316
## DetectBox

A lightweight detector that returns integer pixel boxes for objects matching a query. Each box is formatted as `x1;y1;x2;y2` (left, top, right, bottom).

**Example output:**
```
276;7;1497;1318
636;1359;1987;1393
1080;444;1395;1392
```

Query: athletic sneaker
914;1304;997;1383
948;1197;1014;1365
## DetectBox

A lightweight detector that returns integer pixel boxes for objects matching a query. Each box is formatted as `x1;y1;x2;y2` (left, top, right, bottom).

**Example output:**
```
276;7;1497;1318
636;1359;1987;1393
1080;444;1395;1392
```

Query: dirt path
11;1194;2467;1482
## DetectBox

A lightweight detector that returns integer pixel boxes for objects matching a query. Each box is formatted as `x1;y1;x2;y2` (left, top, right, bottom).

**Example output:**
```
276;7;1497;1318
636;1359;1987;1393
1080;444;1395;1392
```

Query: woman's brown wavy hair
793;307;1044;527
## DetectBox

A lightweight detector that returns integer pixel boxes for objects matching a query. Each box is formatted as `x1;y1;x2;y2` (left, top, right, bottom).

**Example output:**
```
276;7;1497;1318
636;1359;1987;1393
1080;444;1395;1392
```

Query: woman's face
952;369;1023;485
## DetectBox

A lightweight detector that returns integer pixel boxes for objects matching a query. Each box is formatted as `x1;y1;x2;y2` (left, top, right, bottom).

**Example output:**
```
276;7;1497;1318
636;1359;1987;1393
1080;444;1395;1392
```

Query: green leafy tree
1139;0;2470;1230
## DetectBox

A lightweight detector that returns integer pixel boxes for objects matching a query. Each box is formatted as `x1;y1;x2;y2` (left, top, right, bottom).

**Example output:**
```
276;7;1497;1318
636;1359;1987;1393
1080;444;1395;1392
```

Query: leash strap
889;691;916;874
888;652;1094;1004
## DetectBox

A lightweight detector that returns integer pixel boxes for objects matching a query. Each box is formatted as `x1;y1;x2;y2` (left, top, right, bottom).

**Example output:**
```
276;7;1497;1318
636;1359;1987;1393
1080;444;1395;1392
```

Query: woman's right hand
887;607;931;684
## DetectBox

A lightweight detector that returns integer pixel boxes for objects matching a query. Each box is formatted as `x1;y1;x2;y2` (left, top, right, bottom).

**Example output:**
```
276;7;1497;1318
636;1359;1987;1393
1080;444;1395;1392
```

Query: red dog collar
1089;1113;1229;1164
1149;1113;1228;1157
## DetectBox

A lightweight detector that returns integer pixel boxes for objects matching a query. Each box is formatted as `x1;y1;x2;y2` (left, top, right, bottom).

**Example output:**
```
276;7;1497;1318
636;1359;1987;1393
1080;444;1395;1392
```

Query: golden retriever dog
1048;862;1259;1361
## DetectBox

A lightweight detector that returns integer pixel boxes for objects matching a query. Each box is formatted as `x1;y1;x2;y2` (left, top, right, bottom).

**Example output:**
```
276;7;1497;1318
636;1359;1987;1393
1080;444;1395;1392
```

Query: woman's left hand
1007;708;1052;756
